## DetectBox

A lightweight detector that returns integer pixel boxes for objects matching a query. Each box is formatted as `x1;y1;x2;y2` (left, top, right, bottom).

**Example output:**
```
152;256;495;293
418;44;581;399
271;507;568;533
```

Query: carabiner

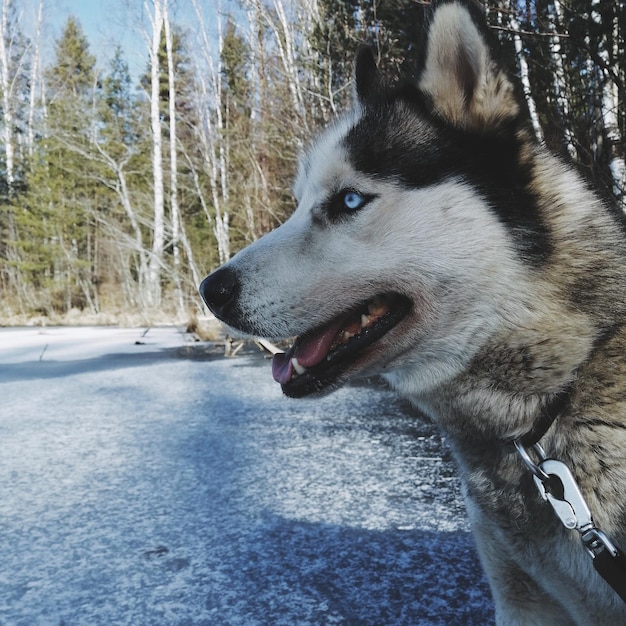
514;440;551;483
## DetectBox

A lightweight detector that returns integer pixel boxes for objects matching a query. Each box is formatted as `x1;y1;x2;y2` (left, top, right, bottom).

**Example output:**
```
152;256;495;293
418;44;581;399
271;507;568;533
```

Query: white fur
227;116;537;396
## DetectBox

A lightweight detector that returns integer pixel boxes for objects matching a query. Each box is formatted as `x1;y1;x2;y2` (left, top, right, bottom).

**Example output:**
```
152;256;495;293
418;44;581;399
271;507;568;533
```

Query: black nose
199;267;239;319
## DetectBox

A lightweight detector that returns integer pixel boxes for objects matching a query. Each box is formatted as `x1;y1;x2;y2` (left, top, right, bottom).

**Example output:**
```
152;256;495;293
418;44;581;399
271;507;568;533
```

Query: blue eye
328;189;374;219
343;191;365;211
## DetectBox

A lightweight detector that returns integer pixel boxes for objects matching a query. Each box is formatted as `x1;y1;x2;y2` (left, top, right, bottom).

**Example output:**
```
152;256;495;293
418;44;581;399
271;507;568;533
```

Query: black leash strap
583;530;626;604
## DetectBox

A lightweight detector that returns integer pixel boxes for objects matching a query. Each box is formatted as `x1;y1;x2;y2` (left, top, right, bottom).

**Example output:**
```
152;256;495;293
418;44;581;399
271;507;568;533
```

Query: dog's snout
199;267;239;319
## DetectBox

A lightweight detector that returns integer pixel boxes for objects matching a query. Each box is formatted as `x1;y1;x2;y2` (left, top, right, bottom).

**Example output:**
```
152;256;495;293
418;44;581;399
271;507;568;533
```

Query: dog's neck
402;311;625;446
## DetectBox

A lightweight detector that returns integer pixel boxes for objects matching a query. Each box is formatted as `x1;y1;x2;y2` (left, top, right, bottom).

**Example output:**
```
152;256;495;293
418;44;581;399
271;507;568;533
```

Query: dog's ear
354;45;382;106
419;1;519;132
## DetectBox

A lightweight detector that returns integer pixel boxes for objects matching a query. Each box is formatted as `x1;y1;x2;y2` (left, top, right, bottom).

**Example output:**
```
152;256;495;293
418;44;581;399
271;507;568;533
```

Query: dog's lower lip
273;293;411;397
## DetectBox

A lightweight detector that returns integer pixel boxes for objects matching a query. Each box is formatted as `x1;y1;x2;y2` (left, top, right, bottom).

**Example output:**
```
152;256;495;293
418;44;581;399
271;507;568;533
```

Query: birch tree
592;0;625;208
145;0;165;308
191;0;230;265
97;48;151;311
265;0;309;133
0;0;32;191
0;0;27;312
27;0;43;155
163;1;183;313
489;2;543;141
0;0;16;194
546;1;576;157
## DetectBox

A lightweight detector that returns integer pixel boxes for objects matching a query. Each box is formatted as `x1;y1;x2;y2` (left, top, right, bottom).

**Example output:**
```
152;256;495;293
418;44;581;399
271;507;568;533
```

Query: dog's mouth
271;292;411;397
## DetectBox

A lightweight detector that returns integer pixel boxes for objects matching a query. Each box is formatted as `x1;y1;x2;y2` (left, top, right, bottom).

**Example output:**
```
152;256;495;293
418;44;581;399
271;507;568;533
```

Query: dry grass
185;316;226;342
0;308;227;342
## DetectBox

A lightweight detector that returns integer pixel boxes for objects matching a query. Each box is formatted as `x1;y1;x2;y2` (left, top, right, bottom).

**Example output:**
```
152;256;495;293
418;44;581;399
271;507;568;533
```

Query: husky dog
200;1;626;623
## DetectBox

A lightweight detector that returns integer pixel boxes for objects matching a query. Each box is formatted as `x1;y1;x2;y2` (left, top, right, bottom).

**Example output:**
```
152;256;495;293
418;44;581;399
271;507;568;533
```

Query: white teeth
368;298;387;317
361;314;372;328
291;357;307;375
343;331;355;342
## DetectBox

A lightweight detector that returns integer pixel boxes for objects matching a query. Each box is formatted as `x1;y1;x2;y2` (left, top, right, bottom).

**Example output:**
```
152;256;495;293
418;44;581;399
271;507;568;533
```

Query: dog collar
514;383;572;448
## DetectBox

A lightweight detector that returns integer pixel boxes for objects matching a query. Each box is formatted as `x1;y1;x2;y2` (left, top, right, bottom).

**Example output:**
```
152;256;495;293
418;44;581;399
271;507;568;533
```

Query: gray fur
200;2;626;622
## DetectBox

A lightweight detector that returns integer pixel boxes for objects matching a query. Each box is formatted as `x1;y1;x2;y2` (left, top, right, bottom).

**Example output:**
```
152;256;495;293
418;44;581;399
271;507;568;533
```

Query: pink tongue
271;317;346;385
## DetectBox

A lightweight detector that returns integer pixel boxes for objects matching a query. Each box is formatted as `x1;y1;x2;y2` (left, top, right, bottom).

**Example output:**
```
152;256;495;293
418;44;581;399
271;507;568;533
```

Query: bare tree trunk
503;2;543;142
245;0;261;125
27;0;43;156
117;165;149;308
0;0;34;315
163;1;184;316
99;148;150;311
592;0;625;209
0;0;15;194
145;0;165;309
191;0;230;265
195;67;229;264
548;0;576;158
265;0;309;133
214;5;230;263
178;147;206;289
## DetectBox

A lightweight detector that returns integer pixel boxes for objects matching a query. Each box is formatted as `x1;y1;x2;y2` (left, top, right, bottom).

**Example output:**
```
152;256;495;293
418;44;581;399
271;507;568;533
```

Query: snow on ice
0;327;494;625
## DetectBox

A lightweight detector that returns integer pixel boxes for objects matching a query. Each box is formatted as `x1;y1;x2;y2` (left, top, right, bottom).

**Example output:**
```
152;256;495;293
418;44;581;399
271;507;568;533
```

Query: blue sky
48;0;149;81
57;0;109;39
16;0;152;79
26;0;227;84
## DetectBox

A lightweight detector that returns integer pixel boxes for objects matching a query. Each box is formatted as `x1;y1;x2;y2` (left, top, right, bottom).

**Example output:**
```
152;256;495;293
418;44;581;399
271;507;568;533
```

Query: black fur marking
344;88;552;266
355;45;382;105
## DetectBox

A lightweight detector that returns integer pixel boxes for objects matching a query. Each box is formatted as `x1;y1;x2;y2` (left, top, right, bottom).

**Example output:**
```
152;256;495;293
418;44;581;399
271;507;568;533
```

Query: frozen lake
0;327;494;625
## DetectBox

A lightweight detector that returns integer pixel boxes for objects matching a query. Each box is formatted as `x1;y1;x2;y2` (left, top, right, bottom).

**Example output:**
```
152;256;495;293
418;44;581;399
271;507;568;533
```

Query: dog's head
200;2;551;398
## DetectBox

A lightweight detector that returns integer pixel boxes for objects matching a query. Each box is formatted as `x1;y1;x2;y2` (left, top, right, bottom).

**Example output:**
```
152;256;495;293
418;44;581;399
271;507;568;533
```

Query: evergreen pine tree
19;16;101;314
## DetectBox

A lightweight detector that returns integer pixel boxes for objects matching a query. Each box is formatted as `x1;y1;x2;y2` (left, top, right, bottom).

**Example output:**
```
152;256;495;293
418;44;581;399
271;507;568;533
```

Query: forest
0;0;624;324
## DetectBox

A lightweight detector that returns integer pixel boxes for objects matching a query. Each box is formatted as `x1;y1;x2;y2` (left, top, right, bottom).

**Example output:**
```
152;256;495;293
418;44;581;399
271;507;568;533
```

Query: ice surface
0;326;189;364
0;327;494;625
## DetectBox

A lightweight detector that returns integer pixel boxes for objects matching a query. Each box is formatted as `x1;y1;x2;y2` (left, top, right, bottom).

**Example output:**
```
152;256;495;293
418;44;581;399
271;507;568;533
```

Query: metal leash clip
532;457;593;532
515;441;592;532
514;441;618;556
515;440;626;604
